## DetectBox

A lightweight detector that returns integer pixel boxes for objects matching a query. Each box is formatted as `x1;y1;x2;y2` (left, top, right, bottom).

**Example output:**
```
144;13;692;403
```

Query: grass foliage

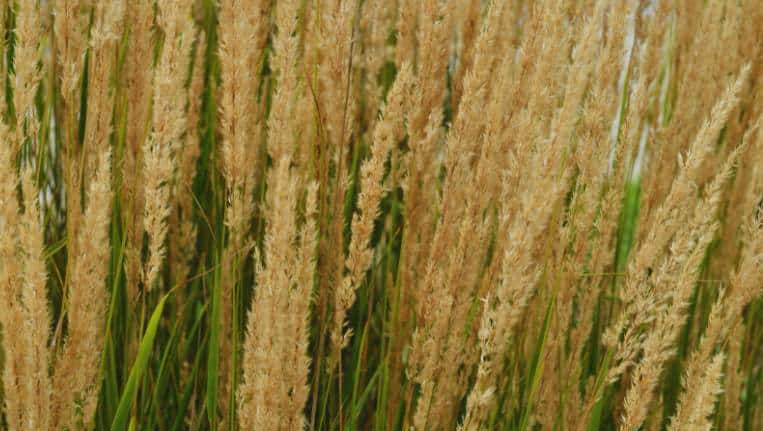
0;0;762;430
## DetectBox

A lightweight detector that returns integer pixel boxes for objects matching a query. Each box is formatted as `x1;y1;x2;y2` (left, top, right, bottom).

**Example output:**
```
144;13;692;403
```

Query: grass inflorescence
0;1;762;430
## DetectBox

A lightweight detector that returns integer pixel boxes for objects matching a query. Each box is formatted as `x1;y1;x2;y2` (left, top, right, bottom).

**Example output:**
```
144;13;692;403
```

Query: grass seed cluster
0;0;762;430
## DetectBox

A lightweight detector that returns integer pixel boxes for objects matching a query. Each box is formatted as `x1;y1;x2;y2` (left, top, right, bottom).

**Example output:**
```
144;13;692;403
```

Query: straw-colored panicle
450;0;480;113
711;114;763;279
54;0;89;105
442;0;506;181
723;321;745;431
408;0;452;145
667;290;730;431
67;0;122;259
263;2;316;421
669;1;731;152
12;0;43;151
141;138;174;289
407;4;533;429
666;125;763;431
239;0;316;423
184;30;207;191
458;295;498;431
360;0;393;128
406;3;507;428
519;1;573;139
617;141;740;431
530;1;609;424
286;183;319;430
141;0;195;291
668;352;726;431
451;46;528;382
617;235;712;431
726;211;763;315
606;65;751;379
81;0;123;169
332;63;413;350
553;0;607;162
386;0;453;404
218;0;270;420
218;0;269;235
397;0;454;385
48;3;121;429
1;1;763;430
217;0;270;270
564;2;627;389
573;2;640;274
413;202;496;430
0;118;24;431
54;0;91;243
421;2;592;427
237;157;316;431
567;4;639;308
399;0;453;288
313;0;356;353
412;4;534;427
18;169;53;431
123;0;155;302
458;150;568;431
51;150;113;430
651;1;753;214
268;0;305;164
395;0;417;67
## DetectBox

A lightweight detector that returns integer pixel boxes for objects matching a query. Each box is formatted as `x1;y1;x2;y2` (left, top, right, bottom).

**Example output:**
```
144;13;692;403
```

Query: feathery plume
238;157;306;430
123;0;156;302
141;0;195;291
18;169;53;431
0;114;23;431
52;150;113;430
12;0;43;152
332;63;413;350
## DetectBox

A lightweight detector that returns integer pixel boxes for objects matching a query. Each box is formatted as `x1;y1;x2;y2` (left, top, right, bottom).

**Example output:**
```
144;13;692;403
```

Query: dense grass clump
0;0;762;430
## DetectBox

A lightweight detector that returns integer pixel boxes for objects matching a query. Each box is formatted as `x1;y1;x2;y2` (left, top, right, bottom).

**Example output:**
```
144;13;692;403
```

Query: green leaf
111;294;169;431
518;295;555;431
207;256;222;429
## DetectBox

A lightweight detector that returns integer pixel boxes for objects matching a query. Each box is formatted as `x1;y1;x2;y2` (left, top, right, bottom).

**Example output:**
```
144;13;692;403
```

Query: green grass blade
207;256;222;429
110;294;169;431
518;295;555;431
